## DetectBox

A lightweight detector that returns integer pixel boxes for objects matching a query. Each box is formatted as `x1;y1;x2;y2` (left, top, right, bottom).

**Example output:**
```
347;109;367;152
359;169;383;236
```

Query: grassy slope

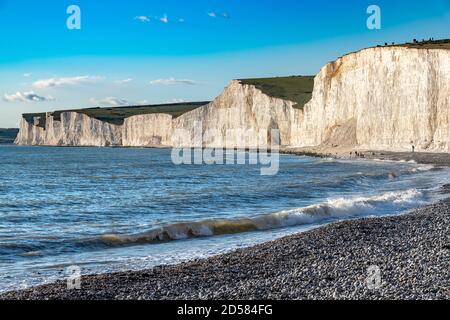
239;76;315;109
0;128;19;144
23;102;210;126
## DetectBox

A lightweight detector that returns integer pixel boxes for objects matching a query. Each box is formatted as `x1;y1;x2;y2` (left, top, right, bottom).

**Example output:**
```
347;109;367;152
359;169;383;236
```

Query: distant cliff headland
0;129;19;144
15;39;450;152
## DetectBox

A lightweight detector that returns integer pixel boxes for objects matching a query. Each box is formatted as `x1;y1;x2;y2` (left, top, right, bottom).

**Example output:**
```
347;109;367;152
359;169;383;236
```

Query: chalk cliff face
296;47;450;152
172;80;300;148
15;82;300;148
15;46;450;152
15;112;122;147
122;114;173;147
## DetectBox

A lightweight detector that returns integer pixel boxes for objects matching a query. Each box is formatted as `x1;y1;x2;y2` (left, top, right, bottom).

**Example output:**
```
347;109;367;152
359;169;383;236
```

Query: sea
0;145;449;292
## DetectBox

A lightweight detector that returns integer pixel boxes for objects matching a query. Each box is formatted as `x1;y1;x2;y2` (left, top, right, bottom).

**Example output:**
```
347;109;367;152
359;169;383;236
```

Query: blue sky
0;0;449;127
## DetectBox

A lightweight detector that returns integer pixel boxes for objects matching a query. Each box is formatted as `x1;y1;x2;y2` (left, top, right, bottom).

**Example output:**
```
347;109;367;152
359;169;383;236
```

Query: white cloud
207;12;230;19
166;98;186;104
134;16;150;23
160;14;169;23
135;14;181;24
33;76;104;89
137;100;150;105
114;78;133;84
90;97;132;107
149;77;196;86
3;91;54;103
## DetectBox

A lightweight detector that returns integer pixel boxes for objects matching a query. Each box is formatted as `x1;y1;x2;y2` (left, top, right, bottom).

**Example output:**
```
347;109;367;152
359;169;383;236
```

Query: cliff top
400;38;450;50
23;101;209;126
239;76;315;109
342;39;450;58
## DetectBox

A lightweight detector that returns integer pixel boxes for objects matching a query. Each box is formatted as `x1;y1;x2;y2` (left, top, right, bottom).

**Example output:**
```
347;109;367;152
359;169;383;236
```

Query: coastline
1;150;449;300
282;147;450;166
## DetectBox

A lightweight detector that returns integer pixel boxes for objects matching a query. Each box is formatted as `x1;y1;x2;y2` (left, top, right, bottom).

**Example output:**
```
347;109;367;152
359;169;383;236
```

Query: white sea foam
94;189;423;247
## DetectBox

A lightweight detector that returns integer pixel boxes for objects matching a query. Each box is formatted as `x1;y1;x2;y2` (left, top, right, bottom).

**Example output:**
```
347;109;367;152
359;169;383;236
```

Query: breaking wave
87;189;423;247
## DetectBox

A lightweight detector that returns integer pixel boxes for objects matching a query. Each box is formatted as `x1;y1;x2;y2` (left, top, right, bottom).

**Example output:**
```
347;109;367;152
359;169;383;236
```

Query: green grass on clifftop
401;38;450;49
24;102;209;126
239;76;315;109
375;38;450;50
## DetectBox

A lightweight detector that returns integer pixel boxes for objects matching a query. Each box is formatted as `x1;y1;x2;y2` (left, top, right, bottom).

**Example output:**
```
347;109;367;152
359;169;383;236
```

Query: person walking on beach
412;144;415;153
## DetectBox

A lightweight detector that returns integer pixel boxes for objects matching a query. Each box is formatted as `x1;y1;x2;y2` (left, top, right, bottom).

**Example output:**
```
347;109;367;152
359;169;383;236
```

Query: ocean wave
320;165;434;188
86;189;423;248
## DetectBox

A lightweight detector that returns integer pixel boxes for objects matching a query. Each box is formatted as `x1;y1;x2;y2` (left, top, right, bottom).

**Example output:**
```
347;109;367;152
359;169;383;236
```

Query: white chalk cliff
15;112;122;147
15;46;450;152
296;46;450;152
122;114;173;147
171;81;300;148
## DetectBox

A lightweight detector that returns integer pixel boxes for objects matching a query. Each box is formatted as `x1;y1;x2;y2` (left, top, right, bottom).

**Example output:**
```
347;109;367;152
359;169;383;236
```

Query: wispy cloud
135;14;184;24
138;100;150;105
166;98;186;104
207;12;230;19
90;97;132;107
114;78;133;84
149;77;196;86
134;16;150;23
3;91;54;103
23;73;32;77
160;14;169;23
33;76;104;89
